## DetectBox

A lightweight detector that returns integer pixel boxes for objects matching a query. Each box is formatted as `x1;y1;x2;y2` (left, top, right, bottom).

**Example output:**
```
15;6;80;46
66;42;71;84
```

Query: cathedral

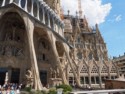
0;0;118;90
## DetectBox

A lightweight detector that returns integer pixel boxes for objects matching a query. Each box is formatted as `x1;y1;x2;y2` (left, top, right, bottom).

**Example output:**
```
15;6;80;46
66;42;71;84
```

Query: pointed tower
78;0;83;18
95;24;104;43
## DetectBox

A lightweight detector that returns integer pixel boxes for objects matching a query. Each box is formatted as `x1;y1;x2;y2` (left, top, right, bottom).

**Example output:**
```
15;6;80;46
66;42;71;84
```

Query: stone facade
113;53;125;77
0;0;118;90
63;15;118;88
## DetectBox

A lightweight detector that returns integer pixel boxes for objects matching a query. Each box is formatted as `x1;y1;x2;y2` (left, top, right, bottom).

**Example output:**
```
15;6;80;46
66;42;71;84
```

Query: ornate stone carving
16;48;24;57
25;69;34;87
4;46;12;56
52;0;60;14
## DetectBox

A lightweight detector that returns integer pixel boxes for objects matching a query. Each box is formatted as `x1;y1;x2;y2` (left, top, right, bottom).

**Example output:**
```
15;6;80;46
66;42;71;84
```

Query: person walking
16;88;20;94
6;88;10;94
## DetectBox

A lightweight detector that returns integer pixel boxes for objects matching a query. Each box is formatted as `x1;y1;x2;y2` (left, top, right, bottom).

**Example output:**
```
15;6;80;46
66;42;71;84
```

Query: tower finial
78;0;83;18
68;10;70;16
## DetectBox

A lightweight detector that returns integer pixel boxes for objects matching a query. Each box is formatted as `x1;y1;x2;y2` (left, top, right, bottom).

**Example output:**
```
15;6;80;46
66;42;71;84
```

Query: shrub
63;91;71;94
41;90;48;94
56;84;72;93
48;87;57;94
24;87;32;92
35;90;43;94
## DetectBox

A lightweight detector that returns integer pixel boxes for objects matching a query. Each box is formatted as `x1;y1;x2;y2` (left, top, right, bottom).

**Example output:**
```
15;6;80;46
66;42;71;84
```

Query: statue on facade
4;46;12;56
4;72;9;85
52;0;59;14
25;69;34;88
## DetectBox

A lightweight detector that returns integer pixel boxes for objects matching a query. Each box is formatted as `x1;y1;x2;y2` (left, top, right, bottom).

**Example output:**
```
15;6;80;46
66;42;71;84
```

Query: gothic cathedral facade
0;0;118;90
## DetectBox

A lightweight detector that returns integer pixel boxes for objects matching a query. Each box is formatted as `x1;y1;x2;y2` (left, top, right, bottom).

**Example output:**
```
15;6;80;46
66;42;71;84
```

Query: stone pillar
47;13;50;27
94;76;96;84
88;67;91;87
77;68;80;85
37;4;39;19
30;0;34;16
24;17;43;90
42;6;45;24
64;46;81;87
99;69;102;88
46;33;68;85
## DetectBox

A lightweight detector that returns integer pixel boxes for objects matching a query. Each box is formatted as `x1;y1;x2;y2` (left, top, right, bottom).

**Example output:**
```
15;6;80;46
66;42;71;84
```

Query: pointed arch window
21;0;26;8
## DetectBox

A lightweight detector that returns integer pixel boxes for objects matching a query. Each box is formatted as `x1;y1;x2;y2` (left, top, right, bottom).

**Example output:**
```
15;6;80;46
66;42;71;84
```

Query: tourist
16;88;20;94
6;88;10;94
0;89;2;94
19;84;22;90
10;88;15;94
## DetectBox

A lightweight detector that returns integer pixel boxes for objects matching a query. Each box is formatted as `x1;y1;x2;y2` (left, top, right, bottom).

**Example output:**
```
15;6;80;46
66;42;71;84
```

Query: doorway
11;68;20;84
40;70;47;87
0;68;8;85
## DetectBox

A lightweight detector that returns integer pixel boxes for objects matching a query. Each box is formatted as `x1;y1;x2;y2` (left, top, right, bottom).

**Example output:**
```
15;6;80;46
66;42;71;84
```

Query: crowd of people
0;83;22;94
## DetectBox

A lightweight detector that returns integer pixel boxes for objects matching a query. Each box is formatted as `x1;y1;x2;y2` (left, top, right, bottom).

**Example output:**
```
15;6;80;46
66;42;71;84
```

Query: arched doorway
0;12;28;85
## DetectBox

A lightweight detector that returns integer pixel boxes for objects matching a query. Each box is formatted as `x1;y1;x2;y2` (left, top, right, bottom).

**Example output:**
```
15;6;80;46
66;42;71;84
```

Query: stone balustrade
0;0;64;37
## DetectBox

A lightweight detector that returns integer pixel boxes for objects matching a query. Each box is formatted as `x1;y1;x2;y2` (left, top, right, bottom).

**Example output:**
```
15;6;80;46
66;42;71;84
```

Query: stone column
64;45;81;87
46;33;68;85
30;0;33;16
47;13;50;27
108;67;111;79
94;76;96;84
88;67;91;87
99;68;102;88
24;17;43;90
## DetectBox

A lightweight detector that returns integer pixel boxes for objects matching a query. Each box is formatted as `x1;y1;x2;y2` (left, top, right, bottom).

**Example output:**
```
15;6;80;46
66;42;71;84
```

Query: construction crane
78;0;83;18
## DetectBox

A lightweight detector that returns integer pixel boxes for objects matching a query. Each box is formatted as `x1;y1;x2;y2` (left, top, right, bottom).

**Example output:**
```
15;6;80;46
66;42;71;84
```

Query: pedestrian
16;88;20;94
10;88;15;94
19;84;22;90
6;88;10;94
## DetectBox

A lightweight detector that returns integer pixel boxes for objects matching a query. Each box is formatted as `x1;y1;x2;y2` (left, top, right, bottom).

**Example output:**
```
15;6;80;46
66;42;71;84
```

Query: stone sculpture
25;69;34;88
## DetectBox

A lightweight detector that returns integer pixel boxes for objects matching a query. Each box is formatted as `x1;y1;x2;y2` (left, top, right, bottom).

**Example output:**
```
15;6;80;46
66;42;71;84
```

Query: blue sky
61;0;125;57
99;0;125;57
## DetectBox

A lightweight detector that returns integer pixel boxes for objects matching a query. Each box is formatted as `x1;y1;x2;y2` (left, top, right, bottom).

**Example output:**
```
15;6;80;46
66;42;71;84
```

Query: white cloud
107;14;122;23
61;0;112;26
115;15;122;22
